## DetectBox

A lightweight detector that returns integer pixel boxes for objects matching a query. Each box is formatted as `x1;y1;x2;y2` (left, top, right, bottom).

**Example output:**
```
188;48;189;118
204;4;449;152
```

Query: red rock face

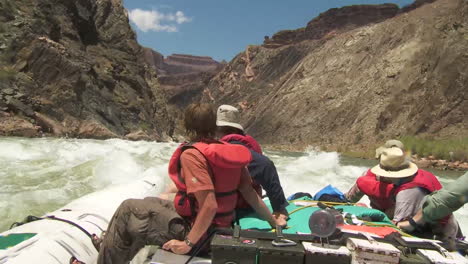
264;4;400;48
400;0;437;12
143;51;223;75
263;1;438;49
143;49;224;107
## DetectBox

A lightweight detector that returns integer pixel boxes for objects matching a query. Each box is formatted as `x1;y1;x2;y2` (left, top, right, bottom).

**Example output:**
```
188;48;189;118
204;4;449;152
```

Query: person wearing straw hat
344;147;459;240
216;104;289;227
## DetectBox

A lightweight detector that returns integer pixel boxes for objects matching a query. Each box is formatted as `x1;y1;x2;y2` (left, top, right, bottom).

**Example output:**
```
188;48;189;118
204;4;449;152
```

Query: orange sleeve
180;148;215;194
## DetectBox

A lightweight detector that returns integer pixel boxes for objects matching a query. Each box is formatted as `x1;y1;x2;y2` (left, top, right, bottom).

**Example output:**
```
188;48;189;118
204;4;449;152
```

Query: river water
0;137;466;234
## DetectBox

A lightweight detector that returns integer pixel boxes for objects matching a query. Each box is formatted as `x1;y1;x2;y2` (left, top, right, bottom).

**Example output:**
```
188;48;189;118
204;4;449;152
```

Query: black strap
177;189;237;199
408;217;425;233
214;210;235;218
46;215;94;238
408;218;419;228
184;227;218;264
215;189;237;197
10;215;100;252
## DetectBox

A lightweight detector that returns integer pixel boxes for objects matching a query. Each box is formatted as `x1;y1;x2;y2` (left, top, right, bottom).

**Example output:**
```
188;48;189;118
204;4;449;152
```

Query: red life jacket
168;141;251;227
357;169;442;212
220;134;263;209
220;134;263;154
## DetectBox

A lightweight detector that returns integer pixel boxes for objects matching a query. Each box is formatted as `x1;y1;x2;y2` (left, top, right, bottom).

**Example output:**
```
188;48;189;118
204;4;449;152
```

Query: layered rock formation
0;0;172;140
202;0;468;153
263;4;400;48
141;51;224;136
263;0;438;49
143;50;224;108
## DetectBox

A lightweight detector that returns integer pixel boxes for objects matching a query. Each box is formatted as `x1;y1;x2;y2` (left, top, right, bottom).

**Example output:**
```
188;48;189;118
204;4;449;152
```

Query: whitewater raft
146;198;468;264
0;175;158;264
2;191;468;264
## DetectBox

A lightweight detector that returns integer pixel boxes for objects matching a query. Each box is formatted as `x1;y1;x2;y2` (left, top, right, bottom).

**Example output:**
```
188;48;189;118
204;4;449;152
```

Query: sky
123;0;414;62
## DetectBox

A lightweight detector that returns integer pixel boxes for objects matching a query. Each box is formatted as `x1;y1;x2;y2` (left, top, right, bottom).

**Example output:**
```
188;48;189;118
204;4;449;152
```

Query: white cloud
128;8;191;33
175;11;190;24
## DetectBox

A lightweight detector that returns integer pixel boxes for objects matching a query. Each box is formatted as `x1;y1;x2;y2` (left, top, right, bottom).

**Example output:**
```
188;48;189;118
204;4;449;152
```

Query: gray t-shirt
393;187;427;222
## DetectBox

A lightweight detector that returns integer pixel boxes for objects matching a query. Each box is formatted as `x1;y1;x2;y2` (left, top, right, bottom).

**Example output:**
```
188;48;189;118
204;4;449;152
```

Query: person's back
169;140;250;227
216;104;289;225
345;147;459;241
220;134;288;210
97;104;277;264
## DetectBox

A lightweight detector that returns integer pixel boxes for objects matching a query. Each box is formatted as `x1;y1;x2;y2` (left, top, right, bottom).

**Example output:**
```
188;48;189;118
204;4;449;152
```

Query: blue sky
123;0;414;61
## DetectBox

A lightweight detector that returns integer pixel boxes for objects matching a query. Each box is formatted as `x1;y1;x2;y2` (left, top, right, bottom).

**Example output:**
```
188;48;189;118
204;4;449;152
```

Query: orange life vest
168;141;251;227
220;134;263;209
357;169;442;212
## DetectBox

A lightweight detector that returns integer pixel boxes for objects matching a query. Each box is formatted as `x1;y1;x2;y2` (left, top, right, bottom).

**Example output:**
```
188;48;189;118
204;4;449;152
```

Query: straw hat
371;147;418;178
216;105;244;131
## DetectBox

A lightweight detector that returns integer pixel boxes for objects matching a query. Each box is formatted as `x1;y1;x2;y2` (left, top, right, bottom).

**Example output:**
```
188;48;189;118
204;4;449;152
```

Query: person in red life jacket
345;147;459;241
215;104;289;227
397;172;467;240
97;104;276;264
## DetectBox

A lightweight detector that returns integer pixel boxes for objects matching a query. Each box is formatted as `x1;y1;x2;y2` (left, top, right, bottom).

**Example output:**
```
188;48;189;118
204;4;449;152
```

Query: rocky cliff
143;50;223;108
202;0;468;153
0;0;172;140
141;51;224;137
263;4;400;48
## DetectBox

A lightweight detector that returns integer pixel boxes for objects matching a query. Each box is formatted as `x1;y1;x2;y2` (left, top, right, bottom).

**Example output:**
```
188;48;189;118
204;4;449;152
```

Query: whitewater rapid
0;137;466;234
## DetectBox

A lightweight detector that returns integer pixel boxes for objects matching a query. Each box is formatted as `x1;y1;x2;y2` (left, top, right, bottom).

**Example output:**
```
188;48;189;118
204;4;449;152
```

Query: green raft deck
239;197;400;235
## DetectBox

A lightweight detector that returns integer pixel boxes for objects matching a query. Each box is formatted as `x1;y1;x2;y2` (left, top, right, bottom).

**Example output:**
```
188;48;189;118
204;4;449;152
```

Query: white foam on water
0;137;466;236
0;137;177;232
267;148;367;197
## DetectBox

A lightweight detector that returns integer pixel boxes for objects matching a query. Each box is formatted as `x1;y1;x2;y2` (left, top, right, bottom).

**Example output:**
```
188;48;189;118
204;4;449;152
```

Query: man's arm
163;190;217;254
397;209;424;232
239;168;276;227
186;190;217;243
422;172;468;222
345;183;365;203
398;172;468;231
163;149;218;255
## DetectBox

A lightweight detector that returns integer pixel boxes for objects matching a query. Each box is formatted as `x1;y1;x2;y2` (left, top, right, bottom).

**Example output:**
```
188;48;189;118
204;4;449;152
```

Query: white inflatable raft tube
0;175;158;264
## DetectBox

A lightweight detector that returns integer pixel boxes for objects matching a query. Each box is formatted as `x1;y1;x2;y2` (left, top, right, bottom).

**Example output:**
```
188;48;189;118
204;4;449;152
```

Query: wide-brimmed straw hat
371;147;418;178
216;105;244;131
375;139;405;159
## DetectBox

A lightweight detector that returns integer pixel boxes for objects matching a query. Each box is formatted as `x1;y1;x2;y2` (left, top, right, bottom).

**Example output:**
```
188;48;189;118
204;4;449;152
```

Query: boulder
125;130;153;141
78;120;119;139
